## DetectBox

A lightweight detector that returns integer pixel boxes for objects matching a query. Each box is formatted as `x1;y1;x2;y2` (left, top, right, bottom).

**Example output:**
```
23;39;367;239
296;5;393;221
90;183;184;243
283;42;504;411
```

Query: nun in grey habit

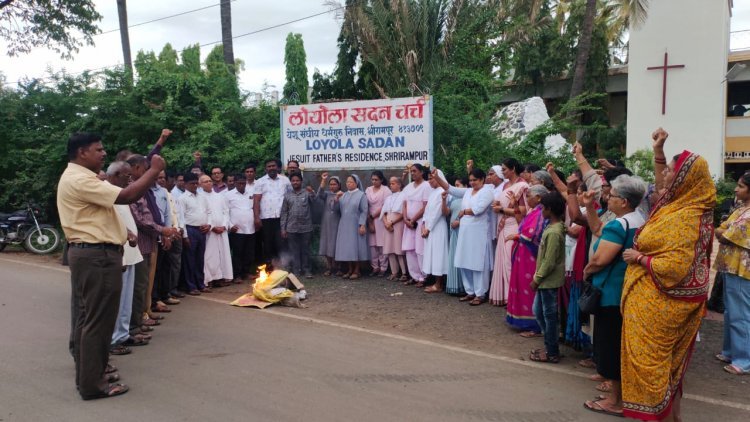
334;174;370;279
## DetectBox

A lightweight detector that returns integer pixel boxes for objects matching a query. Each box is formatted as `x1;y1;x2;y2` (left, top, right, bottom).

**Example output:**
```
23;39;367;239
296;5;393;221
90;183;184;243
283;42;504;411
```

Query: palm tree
116;0;132;76
568;0;649;118
220;0;235;73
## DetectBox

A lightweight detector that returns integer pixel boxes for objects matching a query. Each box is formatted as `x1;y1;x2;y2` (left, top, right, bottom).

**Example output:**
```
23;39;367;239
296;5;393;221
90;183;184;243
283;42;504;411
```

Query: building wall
626;0;730;177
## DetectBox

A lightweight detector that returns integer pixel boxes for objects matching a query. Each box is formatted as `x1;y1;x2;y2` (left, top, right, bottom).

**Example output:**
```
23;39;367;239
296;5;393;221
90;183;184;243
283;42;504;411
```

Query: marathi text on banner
280;96;432;170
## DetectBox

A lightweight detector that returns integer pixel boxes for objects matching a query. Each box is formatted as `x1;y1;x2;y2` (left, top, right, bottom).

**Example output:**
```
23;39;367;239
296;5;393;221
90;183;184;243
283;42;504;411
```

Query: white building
502;0;750;179
626;0;731;177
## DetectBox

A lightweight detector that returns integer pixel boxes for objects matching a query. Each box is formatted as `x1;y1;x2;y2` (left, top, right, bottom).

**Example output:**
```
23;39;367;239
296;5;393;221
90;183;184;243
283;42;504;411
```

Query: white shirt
178;190;208;226
171;186;184;201
114;204;144;266
255;174;292;219
226;188;255;234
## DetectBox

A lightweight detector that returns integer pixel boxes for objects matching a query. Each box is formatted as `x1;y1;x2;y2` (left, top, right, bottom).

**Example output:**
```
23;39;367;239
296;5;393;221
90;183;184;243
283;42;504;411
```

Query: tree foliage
283;33;309;104
0;43;279;217
0;0;102;58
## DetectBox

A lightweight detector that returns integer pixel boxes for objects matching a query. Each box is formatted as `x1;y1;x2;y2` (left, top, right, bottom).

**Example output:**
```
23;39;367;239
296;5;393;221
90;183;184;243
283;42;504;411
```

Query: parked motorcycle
0;202;61;254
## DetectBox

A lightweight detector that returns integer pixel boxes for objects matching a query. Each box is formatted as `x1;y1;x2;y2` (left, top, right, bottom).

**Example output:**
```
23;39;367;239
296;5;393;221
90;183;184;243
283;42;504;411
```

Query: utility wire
98;1;236;35
3;3;348;87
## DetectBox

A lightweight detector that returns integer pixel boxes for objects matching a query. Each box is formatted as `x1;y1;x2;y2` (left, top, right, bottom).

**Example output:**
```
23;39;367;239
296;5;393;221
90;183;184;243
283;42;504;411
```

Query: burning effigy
230;265;307;309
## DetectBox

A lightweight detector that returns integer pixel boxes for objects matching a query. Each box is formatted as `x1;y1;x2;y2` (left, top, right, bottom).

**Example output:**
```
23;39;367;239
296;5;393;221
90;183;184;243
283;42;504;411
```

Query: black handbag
578;277;602;315
577;219;629;315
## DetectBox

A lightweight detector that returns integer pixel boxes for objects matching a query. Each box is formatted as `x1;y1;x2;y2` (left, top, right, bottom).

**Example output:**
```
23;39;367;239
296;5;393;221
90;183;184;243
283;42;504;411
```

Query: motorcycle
0;202;61;254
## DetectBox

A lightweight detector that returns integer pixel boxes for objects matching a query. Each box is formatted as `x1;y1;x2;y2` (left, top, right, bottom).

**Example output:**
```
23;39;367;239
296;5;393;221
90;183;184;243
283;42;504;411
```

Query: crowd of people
58;126;750;422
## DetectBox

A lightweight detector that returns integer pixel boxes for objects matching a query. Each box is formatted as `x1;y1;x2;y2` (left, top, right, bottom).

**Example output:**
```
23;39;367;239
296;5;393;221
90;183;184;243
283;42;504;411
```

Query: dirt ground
4;247;748;405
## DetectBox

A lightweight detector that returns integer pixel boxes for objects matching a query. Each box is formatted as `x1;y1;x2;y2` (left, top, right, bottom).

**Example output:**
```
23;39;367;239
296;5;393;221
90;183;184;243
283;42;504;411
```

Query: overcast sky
1;0;749;93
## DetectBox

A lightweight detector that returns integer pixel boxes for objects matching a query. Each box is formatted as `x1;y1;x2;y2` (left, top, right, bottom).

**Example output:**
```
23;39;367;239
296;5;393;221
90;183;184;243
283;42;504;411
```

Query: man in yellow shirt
57;133;165;400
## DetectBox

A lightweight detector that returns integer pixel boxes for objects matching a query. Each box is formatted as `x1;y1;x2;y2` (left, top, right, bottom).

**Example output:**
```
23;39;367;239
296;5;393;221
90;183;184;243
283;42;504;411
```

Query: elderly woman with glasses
580;175;647;417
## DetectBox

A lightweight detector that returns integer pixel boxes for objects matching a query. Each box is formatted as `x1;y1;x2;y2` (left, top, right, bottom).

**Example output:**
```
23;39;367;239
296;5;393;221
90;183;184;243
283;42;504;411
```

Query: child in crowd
529;191;567;363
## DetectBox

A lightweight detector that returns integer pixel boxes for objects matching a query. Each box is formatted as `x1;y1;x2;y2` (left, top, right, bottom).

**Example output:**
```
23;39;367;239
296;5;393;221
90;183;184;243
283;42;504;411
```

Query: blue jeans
112;265;135;345
533;288;560;357
722;272;750;372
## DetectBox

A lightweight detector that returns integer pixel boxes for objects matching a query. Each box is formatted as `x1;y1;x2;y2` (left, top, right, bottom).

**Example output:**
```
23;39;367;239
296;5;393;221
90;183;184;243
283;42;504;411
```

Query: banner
280;96;433;170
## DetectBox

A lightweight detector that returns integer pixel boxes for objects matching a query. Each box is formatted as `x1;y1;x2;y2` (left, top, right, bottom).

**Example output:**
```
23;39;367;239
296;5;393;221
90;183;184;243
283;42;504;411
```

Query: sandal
188;290;201;296
139;325;154;332
151;303;171;313
147;314;165;320
596;381;613;392
349;273;361;280
424;285;443;293
387;274;397;281
341;273;351;279
142;318;160;327
109;344;131;355
122;336;149;347
105;363;118;374
589;374;606;382
469;297;485;306
724;364;749;375
459;294;476;302
519;331;542;338
583;399;623;417
106;372;120;383
579;358;596;369
528;350;560;363
199;287;212;293
403;279;416;286
715;354;731;363
414;281;425;288
323;271;332;277
81;383;129;400
398;275;409;282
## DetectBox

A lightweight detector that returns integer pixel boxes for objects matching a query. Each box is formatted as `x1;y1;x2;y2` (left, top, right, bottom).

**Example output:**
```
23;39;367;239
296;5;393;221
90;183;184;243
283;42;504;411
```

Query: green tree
0;0;102;58
283;33;309;104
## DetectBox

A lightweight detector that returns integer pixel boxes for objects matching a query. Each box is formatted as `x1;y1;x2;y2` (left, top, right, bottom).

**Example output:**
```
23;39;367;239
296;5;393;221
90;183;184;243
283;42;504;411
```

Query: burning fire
256;265;269;283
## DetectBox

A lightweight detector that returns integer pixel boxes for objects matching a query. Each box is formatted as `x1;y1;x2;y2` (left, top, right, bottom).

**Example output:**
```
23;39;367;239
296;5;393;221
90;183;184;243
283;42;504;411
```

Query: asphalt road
1;257;748;422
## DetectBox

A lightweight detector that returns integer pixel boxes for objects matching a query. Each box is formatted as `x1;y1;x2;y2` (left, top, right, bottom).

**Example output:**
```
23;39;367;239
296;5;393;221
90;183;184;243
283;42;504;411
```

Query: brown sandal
469;297;485;306
459;294;475;302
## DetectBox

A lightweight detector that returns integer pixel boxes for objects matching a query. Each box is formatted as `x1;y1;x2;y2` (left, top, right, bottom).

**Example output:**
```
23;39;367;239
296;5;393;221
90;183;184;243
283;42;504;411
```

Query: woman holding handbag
580;175;647;418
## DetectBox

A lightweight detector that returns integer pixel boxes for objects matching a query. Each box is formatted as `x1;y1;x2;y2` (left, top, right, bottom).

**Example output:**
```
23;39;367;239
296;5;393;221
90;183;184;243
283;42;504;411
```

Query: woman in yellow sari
620;132;716;421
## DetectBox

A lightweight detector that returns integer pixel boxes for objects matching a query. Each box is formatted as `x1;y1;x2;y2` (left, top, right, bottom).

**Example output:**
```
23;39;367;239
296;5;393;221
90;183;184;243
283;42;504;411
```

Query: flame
256;265;268;283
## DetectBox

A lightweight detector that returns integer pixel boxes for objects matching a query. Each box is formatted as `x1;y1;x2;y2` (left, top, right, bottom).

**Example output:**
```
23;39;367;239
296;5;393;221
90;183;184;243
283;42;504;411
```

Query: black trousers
261;218;282;265
68;246;123;397
154;240;182;302
593;306;623;381
229;232;256;278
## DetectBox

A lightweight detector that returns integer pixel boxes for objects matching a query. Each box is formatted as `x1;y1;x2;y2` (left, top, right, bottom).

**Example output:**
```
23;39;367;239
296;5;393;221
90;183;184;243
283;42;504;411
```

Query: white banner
280;96;433;170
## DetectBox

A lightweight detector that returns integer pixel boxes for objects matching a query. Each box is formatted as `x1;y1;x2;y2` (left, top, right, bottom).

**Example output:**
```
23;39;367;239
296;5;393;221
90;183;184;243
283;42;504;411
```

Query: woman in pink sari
506;184;549;335
489;159;528;306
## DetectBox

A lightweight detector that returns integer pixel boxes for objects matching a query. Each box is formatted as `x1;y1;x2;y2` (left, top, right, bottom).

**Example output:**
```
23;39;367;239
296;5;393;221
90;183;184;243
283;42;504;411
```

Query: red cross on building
647;52;686;115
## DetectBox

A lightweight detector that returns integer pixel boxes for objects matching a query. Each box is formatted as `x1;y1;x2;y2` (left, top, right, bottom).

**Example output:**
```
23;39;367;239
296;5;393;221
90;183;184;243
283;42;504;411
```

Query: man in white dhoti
199;175;233;287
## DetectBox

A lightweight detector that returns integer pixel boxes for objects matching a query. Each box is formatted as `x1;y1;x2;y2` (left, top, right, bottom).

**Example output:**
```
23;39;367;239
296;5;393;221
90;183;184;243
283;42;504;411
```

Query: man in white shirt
253;159;291;267
178;172;210;295
170;173;185;201
155;170;186;303
226;173;255;282
200;174;233;287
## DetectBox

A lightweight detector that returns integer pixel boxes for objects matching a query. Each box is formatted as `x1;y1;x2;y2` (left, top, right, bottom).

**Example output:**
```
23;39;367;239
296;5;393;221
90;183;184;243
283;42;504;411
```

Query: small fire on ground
256;265;269;283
